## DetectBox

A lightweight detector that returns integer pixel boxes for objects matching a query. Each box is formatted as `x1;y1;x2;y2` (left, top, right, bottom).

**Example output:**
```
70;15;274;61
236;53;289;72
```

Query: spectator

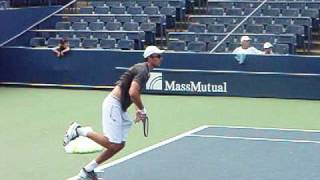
52;39;70;58
232;36;262;54
263;42;274;55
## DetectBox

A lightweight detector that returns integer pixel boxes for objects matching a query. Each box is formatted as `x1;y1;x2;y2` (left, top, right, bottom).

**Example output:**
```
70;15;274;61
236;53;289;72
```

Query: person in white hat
232;36;262;55
63;46;164;180
263;42;273;55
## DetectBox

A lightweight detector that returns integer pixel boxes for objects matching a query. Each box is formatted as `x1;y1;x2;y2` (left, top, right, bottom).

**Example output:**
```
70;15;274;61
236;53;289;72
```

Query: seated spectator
52;39;70;58
263;42;274;55
232;36;262;54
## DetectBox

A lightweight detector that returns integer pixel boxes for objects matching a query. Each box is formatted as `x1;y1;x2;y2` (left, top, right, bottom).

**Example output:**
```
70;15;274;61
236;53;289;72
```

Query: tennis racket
142;116;149;137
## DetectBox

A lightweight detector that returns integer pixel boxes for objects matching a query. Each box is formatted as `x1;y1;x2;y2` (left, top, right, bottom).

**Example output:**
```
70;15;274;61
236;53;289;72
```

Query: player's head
143;46;164;67
60;39;69;47
240;36;251;49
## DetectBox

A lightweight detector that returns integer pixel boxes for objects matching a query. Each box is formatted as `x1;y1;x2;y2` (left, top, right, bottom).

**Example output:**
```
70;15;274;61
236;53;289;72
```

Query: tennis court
96;125;320;180
1;87;320;180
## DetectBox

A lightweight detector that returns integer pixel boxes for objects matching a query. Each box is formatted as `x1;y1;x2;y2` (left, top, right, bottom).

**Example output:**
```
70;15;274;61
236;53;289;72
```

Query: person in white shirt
232;36;262;54
263;42;274;55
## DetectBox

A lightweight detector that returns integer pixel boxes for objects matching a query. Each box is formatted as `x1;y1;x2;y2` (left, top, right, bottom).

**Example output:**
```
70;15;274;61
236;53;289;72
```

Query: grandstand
1;1;320;180
12;0;317;54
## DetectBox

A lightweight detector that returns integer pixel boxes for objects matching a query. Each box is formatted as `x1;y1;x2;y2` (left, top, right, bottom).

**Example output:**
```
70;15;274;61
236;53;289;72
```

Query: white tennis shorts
102;94;133;144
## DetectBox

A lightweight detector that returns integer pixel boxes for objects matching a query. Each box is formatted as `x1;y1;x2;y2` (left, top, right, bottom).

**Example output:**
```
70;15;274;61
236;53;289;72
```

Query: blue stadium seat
269;2;287;9
109;31;126;40
226;8;242;16
82;38;98;48
105;1;121;7
301;9;319;19
243;8;261;16
105;22;121;30
266;24;283;34
144;6;159;15
216;17;234;25
118;39;134;50
95;6;110;14
140;22;156;32
127;6;143;14
123;22;139;31
169;32;196;42
160;6;176;16
67;38;81;48
168;40;186;51
208;1;233;9
197;34;217;43
153;0;168;8
207;24;225;33
47;37;62;48
226;24;244;33
89;22;104;31
99;16;115;23
79;7;94;14
75;31;91;39
94;32;108;39
255;35;276;44
72;22;88;30
208;42;227;52
91;1;105;7
262;8;280;16
274;44;289;54
234;1;253;9
136;0;152;7
122;1;136;8
288;2;306;9
110;6;126;14
55;22;71;30
83;16;99;23
246;24;264;33
30;37;46;47
282;8;300;17
188;23;206;33
251;43;263;51
274;18;292;26
132;16;148;23
116;16;131;23
307;2;320;9
58;31;74;38
277;35;296;45
187;41;206;52
69;16;82;23
254;17;273;25
207;8;224;15
100;38;116;49
286;25;305;36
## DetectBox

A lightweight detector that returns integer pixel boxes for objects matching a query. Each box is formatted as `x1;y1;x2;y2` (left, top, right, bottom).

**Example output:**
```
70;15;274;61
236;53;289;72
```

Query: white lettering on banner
165;81;227;93
146;72;227;93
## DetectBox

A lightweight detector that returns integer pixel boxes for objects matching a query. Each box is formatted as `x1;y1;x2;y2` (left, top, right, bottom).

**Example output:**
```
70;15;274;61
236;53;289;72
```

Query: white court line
187;134;320;144
206;125;320;133
95;125;209;172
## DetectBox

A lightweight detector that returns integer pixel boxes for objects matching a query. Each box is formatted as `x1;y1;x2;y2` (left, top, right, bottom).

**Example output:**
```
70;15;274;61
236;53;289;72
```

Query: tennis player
63;46;164;180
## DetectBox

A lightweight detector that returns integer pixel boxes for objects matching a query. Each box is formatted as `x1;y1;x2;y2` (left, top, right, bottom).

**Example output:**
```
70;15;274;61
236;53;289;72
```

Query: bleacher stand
26;0;320;55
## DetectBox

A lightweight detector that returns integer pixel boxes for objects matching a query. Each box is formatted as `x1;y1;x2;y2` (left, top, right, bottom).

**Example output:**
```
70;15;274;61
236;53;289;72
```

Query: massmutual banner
146;71;227;95
144;69;320;99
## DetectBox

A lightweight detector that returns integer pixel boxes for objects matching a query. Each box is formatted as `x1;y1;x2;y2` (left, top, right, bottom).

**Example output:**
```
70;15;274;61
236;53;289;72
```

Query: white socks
84;160;98;172
77;127;92;137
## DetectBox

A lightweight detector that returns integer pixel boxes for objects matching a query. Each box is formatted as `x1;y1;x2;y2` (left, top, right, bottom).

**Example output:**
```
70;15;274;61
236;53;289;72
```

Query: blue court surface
96;125;320;180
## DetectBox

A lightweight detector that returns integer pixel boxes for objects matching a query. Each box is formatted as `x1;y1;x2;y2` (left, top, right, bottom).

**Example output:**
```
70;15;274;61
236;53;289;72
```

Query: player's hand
135;108;147;123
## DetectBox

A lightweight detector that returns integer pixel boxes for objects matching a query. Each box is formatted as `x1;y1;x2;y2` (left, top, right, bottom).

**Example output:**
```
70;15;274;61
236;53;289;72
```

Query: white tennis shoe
67;169;98;180
63;122;81;146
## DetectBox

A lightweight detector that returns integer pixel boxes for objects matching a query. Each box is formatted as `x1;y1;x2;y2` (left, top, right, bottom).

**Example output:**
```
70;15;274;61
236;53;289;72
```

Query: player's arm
129;80;147;122
129;80;144;110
